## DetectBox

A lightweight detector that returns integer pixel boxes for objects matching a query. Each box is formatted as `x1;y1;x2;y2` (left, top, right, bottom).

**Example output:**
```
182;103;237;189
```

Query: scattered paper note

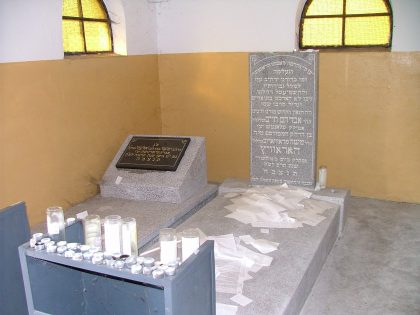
216;303;238;315
249;239;279;254
230;293;253;307
115;176;123;185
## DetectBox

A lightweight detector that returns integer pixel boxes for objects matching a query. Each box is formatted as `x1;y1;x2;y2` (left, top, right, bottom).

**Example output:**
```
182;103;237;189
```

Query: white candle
160;228;177;264
46;206;65;242
84;215;102;249
121;218;137;256
181;229;200;262
104;215;122;254
160;240;178;264
319;166;327;189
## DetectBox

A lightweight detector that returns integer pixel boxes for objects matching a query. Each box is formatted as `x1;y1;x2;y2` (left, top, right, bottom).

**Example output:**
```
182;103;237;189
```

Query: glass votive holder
46;206;65;242
159;228;177;264
121;217;138;256
319;165;328;189
84;215;102;250
181;228;200;262
104;215;122;254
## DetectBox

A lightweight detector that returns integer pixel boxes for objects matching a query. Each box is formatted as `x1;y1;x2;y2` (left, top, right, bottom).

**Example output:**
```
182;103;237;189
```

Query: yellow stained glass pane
84;21;112;52
346;0;388;15
302;18;343;47
63;0;81;17
63;20;85;52
306;0;343;16
81;0;107;19
345;16;390;46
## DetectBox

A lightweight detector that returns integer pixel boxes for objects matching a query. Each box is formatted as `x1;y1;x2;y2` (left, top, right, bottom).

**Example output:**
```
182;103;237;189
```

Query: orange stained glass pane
346;0;388;14
81;0;107;19
345;16;390;46
62;20;85;52
305;0;343;16
302;18;343;47
63;0;81;17
84;21;112;52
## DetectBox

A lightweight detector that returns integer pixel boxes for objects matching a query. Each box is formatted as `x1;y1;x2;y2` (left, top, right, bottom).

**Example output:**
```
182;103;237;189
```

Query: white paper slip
250;239;279;254
224;192;239;199
239;235;255;245
230;293;253;307
260;228;270;234
76;211;88;220
115;176;123;185
216;303;238;315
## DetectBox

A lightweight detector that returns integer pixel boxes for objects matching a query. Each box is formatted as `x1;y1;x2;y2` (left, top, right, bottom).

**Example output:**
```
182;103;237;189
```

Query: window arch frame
299;0;393;50
62;0;114;55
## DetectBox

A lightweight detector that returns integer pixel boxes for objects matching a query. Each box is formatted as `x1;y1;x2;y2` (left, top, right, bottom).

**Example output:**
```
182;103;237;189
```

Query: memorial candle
46;206;65;242
84;215;102;250
104;215;122;254
121;217;137;256
160;228;177;264
181;229;200;262
319;166;327;189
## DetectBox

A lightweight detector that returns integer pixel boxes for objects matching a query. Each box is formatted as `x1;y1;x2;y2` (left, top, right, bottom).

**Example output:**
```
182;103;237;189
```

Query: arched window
299;0;393;49
62;0;113;55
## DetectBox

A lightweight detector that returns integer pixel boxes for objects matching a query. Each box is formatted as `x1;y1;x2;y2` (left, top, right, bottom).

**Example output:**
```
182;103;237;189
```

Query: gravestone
250;52;318;187
100;135;208;203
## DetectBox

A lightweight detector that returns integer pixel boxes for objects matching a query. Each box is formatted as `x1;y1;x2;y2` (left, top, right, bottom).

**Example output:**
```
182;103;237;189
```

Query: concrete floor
301;197;420;315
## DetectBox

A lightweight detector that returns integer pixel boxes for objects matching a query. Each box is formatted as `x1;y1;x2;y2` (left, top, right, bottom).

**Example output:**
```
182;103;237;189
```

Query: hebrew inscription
116;136;190;171
250;52;318;187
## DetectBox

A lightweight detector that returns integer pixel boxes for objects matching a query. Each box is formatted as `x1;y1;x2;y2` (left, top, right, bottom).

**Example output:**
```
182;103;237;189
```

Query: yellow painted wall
159;52;420;204
0;55;161;225
1;51;419;226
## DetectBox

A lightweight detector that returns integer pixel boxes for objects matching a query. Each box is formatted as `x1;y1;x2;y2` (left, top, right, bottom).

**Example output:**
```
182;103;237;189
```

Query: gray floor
301;197;420;315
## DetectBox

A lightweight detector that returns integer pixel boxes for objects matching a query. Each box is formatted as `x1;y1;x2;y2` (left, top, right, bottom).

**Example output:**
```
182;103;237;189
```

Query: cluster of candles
45;206;138;256
29;206;201;279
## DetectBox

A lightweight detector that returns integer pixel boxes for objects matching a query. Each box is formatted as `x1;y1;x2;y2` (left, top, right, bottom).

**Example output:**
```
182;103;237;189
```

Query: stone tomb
250;52;318;187
100;135;208;203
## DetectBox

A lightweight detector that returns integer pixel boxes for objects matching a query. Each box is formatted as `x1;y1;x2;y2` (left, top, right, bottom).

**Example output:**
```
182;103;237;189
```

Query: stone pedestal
100;135;208;203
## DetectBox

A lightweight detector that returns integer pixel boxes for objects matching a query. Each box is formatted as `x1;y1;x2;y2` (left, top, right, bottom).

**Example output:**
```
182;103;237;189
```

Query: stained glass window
300;0;392;49
62;0;113;54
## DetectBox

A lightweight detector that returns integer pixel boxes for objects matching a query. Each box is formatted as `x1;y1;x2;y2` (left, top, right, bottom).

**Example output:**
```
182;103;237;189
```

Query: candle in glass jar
319;166;327;189
121;217;137;256
181;229;200;262
160;228;177;264
84;215;102;250
46;206;65;242
104;215;122;254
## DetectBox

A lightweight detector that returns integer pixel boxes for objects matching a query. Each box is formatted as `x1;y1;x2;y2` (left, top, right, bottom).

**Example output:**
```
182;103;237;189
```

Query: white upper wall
0;0;418;63
156;0;300;53
391;0;420;52
0;0;157;63
0;0;63;63
155;0;420;53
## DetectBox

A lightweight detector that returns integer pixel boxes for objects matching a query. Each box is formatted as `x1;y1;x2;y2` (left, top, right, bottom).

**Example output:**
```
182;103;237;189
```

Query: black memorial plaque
116;136;191;171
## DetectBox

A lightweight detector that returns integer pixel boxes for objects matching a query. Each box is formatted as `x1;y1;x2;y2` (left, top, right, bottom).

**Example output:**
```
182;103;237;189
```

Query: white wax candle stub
160;240;178;264
76;211;89;220
66;218;76;225
182;236;200;262
230;293;253;307
319;166;327;189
